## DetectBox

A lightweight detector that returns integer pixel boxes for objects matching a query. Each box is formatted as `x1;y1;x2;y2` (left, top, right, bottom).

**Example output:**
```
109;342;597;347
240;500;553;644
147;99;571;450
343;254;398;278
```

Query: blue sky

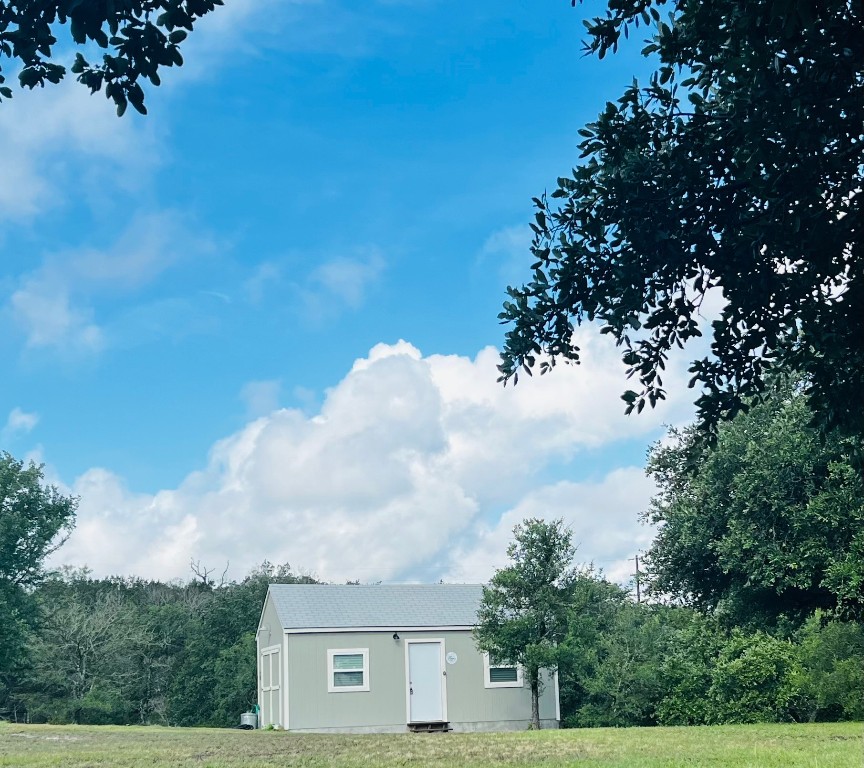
1;1;697;585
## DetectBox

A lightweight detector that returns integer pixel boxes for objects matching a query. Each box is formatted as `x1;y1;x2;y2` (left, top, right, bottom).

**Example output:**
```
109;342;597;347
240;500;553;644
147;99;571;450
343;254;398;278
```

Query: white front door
407;641;445;722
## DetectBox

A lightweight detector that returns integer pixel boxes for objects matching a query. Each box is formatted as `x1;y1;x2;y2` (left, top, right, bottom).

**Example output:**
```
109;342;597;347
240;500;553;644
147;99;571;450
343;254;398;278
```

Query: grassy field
0;721;861;768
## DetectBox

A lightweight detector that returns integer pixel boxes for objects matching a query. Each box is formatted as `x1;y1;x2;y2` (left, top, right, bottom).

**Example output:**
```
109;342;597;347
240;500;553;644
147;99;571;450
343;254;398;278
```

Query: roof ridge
268;583;486;587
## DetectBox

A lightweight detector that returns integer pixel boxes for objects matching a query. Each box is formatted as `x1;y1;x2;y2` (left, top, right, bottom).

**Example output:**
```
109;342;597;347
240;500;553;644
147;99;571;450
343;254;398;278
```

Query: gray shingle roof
267;584;484;630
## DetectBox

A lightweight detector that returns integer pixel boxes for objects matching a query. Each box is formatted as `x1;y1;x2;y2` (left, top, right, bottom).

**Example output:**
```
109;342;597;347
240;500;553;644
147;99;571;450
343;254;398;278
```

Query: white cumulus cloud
51;333;692;584
442;467;658;587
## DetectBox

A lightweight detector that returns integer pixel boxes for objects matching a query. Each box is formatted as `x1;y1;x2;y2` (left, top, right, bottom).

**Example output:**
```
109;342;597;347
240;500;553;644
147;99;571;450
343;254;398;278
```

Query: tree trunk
530;674;541;730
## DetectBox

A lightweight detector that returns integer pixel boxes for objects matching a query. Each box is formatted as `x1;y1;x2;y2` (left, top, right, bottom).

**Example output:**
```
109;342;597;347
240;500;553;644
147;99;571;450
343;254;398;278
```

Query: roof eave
282;624;475;634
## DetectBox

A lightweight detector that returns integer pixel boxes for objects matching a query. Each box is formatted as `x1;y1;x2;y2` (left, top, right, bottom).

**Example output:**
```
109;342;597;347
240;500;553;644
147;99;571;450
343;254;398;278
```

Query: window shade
333;671;364;687
489;666;518;683
332;654;363;670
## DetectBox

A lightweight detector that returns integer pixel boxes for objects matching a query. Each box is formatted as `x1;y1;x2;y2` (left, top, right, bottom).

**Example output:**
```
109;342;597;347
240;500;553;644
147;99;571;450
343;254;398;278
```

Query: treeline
558;380;864;727
1;563;315;726
558;585;863;727
2;566;861;728
476;378;863;729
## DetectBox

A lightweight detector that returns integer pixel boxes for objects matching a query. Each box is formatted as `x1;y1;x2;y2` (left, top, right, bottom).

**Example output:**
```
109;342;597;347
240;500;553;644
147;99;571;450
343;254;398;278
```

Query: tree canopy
0;451;77;589
0;0;224;115
474;518;577;729
0;452;77;682
643;384;864;626
498;0;863;443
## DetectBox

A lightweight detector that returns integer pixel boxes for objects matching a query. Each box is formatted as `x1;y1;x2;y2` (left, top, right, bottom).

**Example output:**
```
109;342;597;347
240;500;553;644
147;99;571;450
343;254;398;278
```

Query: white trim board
553;669;561;722
283;635;290;730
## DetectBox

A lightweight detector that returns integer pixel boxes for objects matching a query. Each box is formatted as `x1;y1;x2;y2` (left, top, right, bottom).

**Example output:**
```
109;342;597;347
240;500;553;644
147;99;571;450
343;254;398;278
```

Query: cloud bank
51;332;693;586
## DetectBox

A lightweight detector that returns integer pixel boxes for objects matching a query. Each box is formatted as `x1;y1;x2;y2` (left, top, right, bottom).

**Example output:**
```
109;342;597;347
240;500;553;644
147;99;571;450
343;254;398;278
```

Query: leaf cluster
0;452;77;677
0;0;224;114
500;0;863;443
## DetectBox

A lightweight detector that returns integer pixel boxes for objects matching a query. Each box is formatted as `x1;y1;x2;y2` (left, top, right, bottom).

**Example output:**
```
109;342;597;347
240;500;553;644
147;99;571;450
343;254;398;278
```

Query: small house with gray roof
256;584;560;733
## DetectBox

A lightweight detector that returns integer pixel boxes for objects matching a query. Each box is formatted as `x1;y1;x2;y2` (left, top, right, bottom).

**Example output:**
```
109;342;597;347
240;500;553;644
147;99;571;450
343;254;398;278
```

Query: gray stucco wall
282;629;557;732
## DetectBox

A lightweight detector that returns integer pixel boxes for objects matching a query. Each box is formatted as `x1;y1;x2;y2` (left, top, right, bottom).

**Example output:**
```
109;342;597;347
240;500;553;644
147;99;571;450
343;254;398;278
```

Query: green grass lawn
0;721;861;768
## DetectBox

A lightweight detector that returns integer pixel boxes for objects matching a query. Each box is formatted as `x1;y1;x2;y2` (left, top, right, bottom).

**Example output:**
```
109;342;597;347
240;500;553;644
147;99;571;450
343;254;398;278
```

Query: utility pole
631;554;641;604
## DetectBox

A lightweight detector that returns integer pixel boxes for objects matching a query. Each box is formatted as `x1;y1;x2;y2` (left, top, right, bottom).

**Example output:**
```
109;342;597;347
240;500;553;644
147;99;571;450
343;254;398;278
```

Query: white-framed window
327;648;370;692
483;652;523;688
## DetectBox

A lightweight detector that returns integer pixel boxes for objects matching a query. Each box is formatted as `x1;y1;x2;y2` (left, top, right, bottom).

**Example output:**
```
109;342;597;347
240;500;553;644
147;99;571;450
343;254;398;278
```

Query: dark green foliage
18;570;200;724
166;561;315;727
477;499;861;730
654;611;724;725
475;518;579;729
564;606;720;728
556;573;627;723
211;632;257;726
556;380;864;728
644;385;864;626
0;453;77;702
706;630;801;724
569;604;673;727
790;613;864;722
0;452;77;589
0;1;225;114
2;561;315;726
660;621;863;727
558;600;863;728
499;0;863;444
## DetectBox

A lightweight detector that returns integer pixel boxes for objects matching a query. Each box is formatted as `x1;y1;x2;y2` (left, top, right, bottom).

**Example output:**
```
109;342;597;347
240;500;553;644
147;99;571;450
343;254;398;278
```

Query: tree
791;613;864;723
166;561;315;726
474;518;577;729
498;0;863;444
706;630;801;724
653;609;725;726
643;383;864;626
0;1;225;115
0;452;77;681
571;602;672;727
23;571;154;724
555;571;627;726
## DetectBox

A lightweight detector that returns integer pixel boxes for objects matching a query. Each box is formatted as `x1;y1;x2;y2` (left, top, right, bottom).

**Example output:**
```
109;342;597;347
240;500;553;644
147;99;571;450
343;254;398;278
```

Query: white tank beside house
255;584;560;733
